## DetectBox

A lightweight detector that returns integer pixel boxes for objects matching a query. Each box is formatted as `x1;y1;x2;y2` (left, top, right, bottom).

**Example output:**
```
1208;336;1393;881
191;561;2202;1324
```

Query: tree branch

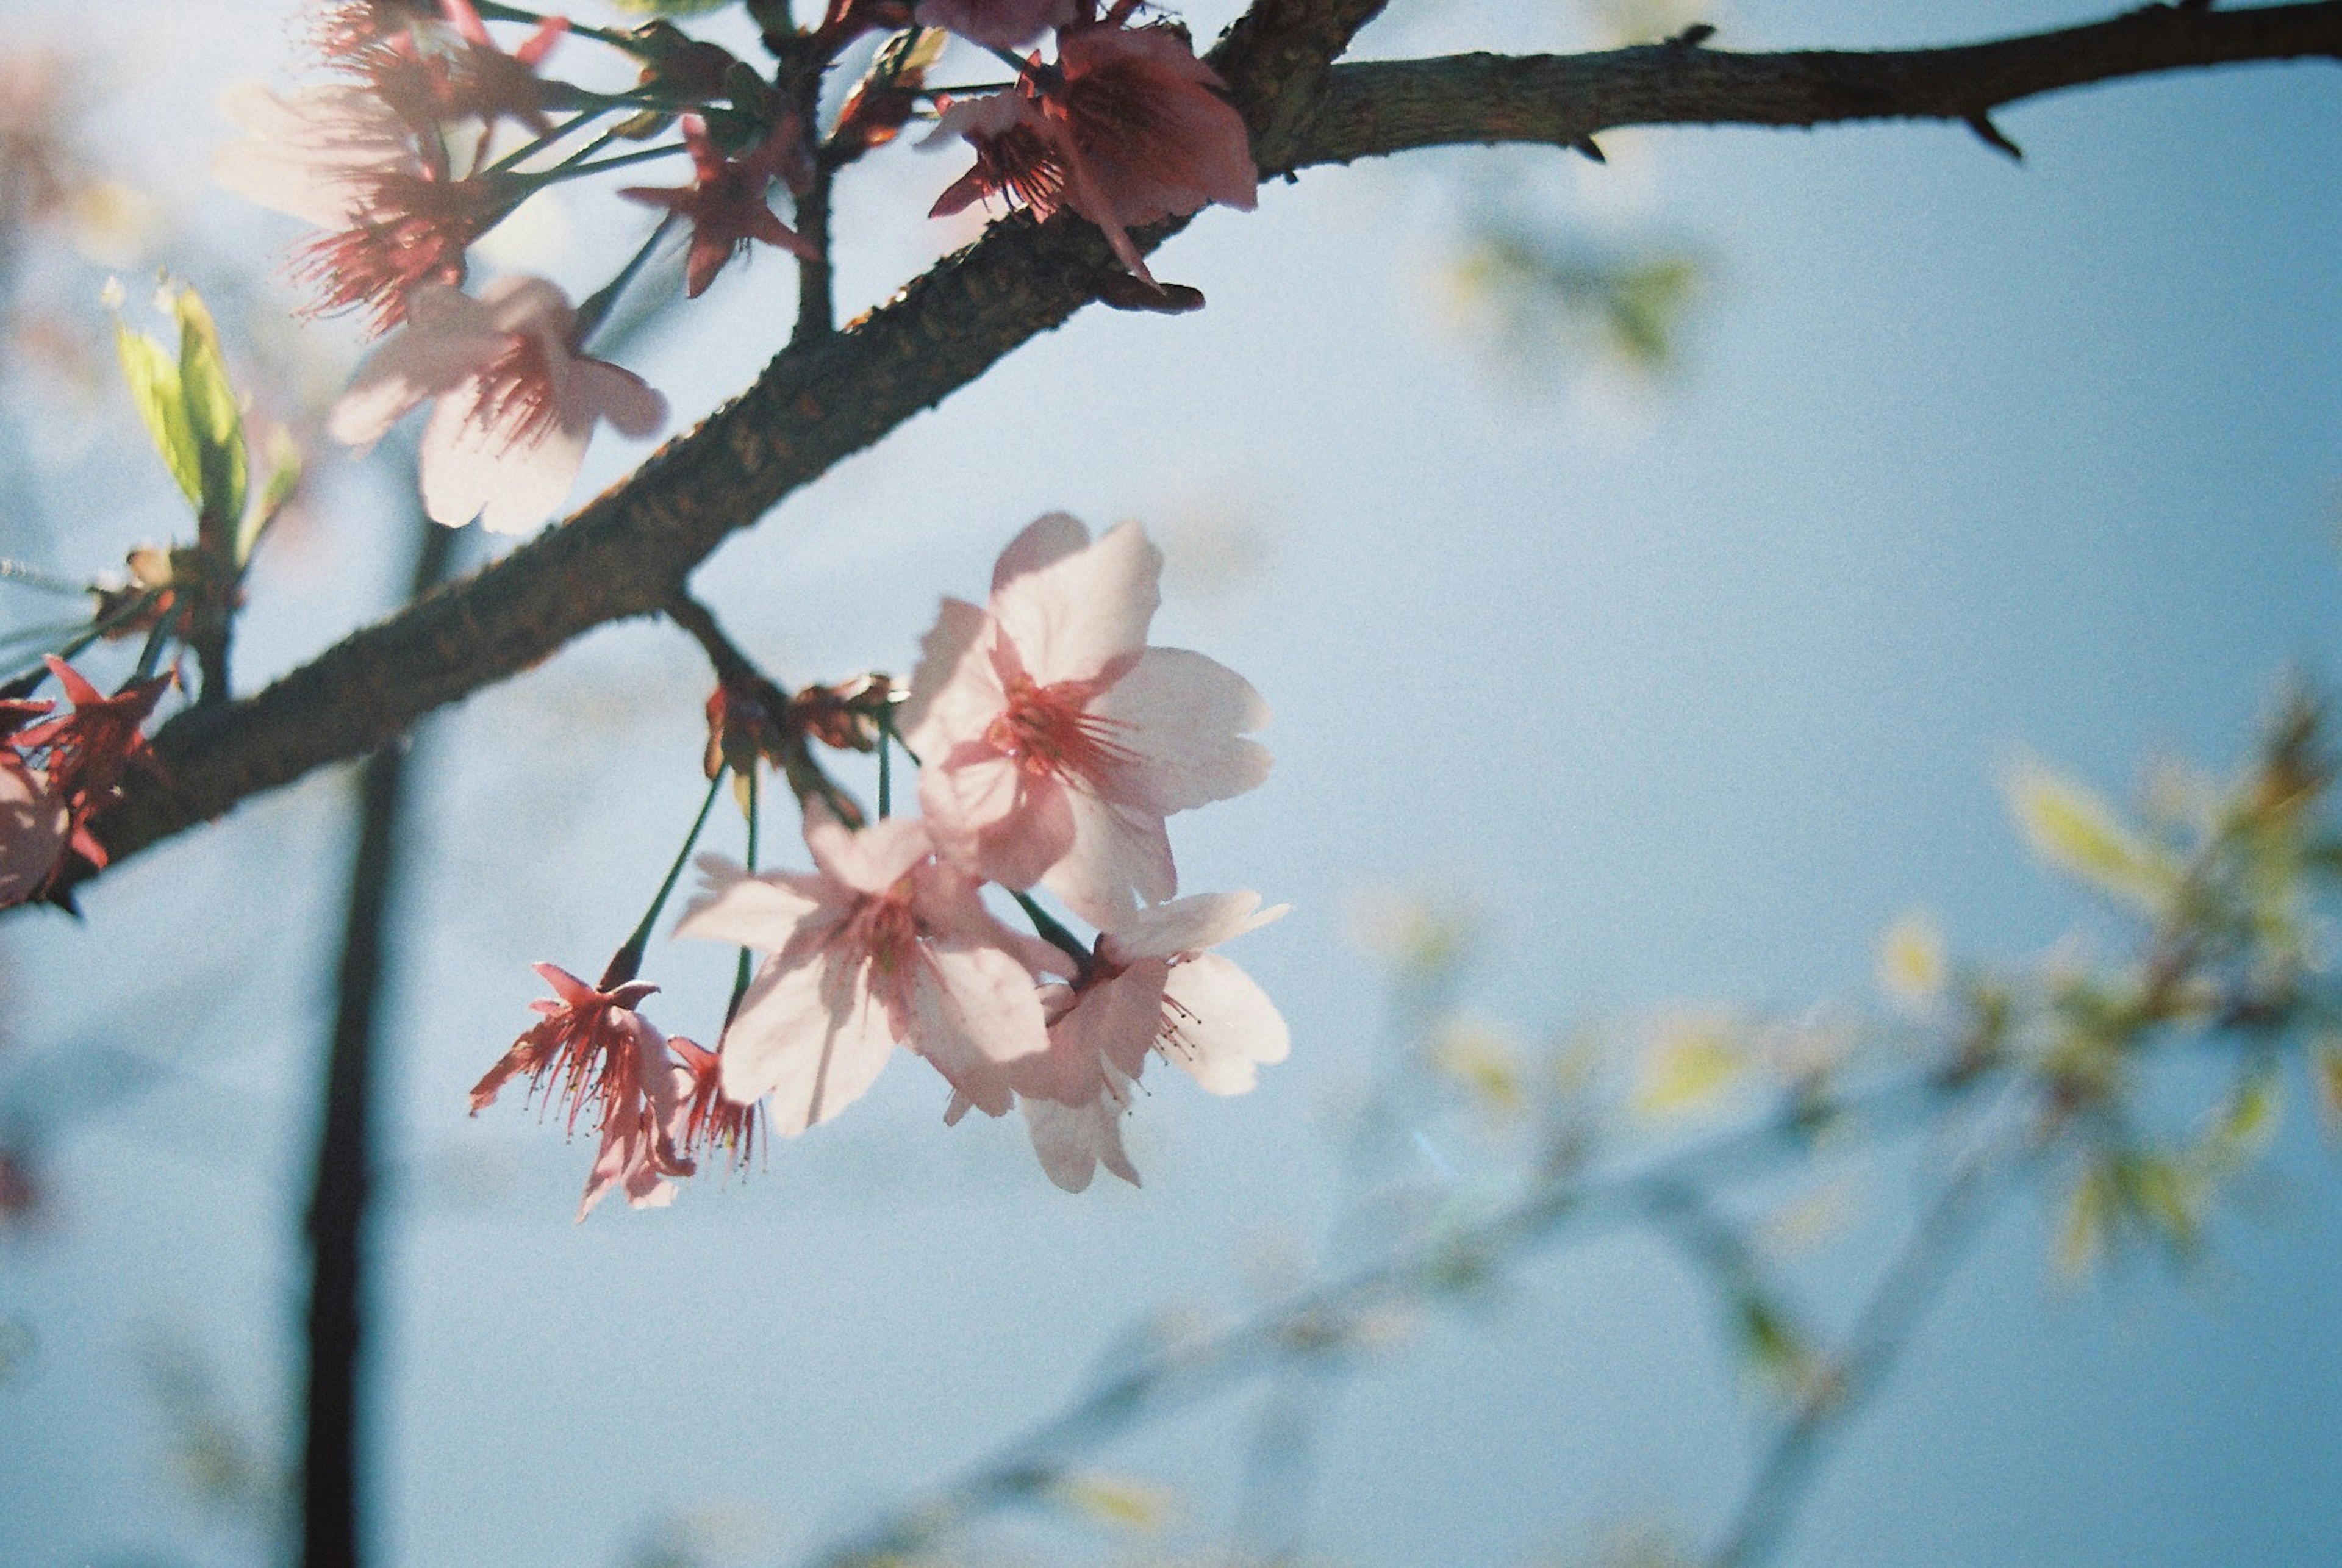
1294;1;2342;169
77;1;2342;882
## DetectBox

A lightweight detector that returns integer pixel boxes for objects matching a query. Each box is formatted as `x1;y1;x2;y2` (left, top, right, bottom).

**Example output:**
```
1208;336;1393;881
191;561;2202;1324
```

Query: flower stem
877;712;893;819
575;215;678;351
1012;889;1091;977
725;767;761;1028
471;0;637;48
541;143;691;182
131;606;173;682
481;108;607;176
604;767;725;988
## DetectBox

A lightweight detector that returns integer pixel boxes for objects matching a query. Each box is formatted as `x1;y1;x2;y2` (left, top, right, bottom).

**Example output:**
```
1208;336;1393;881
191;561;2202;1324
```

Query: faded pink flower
675;805;1060;1135
1013;890;1289;1191
928;19;1256;283
915;0;1077;49
468;962;693;1222
214;77;487;331
900;514;1271;927
0;756;67;908
12;657;171;876
670;1034;762;1173
329;276;667;533
621;116;817;299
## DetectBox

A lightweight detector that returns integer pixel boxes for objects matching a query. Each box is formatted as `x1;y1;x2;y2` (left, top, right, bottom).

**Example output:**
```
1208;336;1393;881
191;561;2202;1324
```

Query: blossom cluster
472;514;1287;1213
215;0;1258;534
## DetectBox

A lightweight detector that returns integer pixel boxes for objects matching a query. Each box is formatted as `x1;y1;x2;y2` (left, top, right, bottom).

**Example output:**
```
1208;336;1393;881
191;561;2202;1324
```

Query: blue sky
2;2;2341;1565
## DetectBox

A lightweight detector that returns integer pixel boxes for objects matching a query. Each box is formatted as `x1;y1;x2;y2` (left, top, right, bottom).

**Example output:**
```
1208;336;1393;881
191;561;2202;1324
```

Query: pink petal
898;597;998;761
990;512;1090;595
1037;958;1169;1092
673;855;829;954
567;358;667;440
1044;786;1176;928
804;807;933;895
1091;646;1272;813
910;940;1050;1115
1100;890;1285;963
329;318;506;448
0;763;67;908
418;380;587;533
989;518;1162;687
1020;1088;1141;1192
914;0;1077;49
719;951;898;1134
1159;951;1289;1095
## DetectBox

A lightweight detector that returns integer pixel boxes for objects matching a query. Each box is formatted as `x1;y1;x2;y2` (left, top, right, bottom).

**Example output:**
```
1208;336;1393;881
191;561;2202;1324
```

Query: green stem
471;0;637;48
132;606;173;682
877;712;893;819
574;215;678;351
1012;890;1090;978
482;108;607;176
603;768;725;989
725;767;761;1028
539;143;690;182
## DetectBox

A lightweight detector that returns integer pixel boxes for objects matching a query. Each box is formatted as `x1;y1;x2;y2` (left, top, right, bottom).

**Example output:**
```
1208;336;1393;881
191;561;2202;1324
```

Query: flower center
471;331;562;451
986;673;1133;784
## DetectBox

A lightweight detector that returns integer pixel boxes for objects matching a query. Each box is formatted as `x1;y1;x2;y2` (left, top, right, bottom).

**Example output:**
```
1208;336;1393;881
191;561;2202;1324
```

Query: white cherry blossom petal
1159;951;1289;1095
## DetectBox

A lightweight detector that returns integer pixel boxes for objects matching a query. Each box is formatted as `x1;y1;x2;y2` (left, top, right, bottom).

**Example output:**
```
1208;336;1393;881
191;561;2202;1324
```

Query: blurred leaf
1347;882;1478;987
1733;1291;1817;1397
0;1317;34;1385
2313;1037;2342;1136
1431;1017;1528;1117
606;0;736;13
238;424;302;568
1875;909;1946;1007
2057;1161;2116;1281
1450;224;1702;376
2007;759;2181;912
107;282;199;508
168;282;247;540
1050;1472;1175;1533
1635;1014;1742;1117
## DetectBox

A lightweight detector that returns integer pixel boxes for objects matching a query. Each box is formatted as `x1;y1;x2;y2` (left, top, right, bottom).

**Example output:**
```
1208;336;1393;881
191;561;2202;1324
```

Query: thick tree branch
1294;2;2342;168
81;2;2342;879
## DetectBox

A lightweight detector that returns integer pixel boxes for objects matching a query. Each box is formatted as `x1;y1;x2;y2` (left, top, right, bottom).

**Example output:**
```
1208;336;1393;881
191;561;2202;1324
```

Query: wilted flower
328;276;667;533
671;1035;762;1173
468;962;693;1221
901;514;1270;926
0;757;68;908
929;18;1256;283
12;657;170;874
622;116;817;299
1014;890;1289;1190
675;805;1061;1134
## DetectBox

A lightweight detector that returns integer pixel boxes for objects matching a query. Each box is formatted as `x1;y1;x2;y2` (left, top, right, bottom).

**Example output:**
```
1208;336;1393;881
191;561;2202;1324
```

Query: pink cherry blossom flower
621;116;817;299
675;804;1059;1136
468;962;695;1221
0;757;68;909
1012;890;1289;1191
915;0;1077;50
11;657;170;876
928;18;1256;283
900;514;1271;927
329;276;667;533
214;77;487;331
671;1034;762;1173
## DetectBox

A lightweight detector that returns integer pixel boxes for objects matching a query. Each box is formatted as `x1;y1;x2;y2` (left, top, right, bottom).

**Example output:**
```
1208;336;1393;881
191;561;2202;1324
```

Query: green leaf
1050;1473;1174;1533
237;425;302;570
109;287;200;509
169;284;247;544
2007;759;2181;912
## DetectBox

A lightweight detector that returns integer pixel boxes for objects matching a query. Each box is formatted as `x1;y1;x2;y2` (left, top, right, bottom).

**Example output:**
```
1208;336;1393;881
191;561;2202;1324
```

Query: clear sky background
2;2;2341;1566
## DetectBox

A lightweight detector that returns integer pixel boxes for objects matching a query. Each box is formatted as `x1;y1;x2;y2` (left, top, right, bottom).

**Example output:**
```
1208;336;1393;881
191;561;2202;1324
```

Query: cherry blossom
929;18;1256;283
468;963;694;1222
671;1035;762;1173
900;513;1271;926
328;276;667;533
1013;890;1289;1190
12;657;170;875
0;757;68;908
675;805;1061;1136
915;0;1077;50
214;78;485;331
621;116;817;299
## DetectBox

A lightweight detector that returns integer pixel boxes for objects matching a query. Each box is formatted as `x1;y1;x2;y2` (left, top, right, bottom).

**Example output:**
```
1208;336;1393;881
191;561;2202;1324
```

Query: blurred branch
75;2;2342;883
